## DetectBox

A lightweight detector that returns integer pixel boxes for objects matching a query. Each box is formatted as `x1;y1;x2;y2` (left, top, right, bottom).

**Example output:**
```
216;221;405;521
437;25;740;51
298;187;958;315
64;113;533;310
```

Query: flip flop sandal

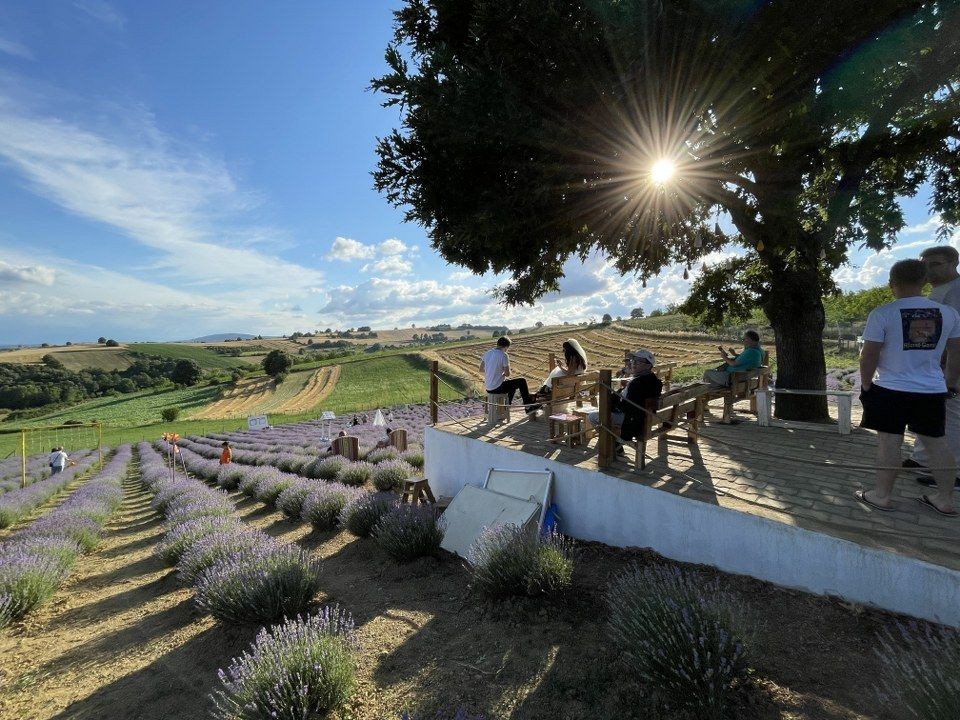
917;494;959;517
854;490;894;512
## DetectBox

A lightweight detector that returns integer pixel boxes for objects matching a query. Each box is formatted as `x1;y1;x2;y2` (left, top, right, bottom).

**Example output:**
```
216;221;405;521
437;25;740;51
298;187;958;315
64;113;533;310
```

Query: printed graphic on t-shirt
900;308;943;350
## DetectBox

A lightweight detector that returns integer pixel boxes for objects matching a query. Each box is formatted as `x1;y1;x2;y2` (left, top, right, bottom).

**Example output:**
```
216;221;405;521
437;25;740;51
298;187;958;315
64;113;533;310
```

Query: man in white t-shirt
479;336;541;417
857;259;960;517
906;245;960;488
49;446;69;474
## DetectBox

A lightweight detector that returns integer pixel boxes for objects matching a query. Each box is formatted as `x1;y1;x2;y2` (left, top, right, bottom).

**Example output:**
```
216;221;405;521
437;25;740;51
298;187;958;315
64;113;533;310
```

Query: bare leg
865;431;902;508
917;434;957;514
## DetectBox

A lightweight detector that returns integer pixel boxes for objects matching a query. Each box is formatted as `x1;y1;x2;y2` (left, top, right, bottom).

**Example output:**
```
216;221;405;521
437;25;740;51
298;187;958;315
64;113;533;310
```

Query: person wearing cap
536;339;589;398
703;330;763;386
588;349;663;449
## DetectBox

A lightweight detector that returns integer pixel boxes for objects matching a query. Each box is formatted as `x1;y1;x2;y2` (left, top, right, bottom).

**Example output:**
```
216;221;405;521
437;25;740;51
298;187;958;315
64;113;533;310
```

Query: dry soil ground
0;465;914;720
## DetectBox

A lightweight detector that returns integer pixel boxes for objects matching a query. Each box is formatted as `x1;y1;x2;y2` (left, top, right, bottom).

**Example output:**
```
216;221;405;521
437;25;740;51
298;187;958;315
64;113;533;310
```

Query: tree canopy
373;0;960;418
171;359;203;387
262;350;293;378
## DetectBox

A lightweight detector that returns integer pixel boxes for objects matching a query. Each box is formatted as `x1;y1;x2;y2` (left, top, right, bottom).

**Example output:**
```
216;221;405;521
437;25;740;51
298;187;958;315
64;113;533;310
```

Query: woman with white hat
537;338;589;398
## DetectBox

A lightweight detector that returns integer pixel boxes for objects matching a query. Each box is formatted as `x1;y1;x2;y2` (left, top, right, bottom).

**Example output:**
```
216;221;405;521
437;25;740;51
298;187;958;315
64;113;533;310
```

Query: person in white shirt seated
857;259;960;517
480;336;541;418
536;339;588;398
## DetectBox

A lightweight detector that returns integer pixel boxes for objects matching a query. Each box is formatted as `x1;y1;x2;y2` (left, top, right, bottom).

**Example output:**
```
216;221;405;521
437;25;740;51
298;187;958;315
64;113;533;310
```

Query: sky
0;1;954;345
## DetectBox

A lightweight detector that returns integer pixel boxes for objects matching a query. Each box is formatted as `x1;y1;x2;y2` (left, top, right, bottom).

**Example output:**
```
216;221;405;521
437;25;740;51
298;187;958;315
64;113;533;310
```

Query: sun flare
650;158;676;185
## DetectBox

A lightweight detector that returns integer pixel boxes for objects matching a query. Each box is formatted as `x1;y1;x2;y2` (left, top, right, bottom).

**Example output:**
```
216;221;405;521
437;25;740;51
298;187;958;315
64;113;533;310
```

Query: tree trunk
763;268;830;421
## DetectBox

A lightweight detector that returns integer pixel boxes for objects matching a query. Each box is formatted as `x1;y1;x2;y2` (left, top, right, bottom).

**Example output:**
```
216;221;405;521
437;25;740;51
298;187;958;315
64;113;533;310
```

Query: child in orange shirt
219;441;232;465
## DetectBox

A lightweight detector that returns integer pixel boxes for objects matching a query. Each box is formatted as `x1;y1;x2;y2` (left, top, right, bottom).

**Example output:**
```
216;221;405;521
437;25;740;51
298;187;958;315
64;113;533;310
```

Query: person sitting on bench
536;339;589;399
481;336;541;417
374;427;393;449
588;349;663;452
703;330;763;386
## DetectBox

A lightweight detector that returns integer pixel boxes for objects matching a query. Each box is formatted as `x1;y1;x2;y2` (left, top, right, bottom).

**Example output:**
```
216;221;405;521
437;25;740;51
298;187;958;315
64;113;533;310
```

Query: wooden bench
755;388;854;434
613;384;707;470
704;351;771;423
331;435;359;461
389;428;408;452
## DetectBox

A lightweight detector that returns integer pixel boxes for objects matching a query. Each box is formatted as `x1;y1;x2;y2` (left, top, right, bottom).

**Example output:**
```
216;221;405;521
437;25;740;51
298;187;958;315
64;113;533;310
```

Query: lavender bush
364;447;400;465
335;460;374;487
177;530;272;584
302;483;360;531
399;710;484;720
156;515;240;566
607;564;751;719
196;544;322;624
340;492;397;538
211;607;358;720
469;526;573;598
0;593;12;630
373;505;444;562
0;551;67;621
276;480;315;519
310;456;348;481
23;514;103;553
371;459;416;492
876;621;960;719
400;447;424;470
254;475;295;507
216;464;245;491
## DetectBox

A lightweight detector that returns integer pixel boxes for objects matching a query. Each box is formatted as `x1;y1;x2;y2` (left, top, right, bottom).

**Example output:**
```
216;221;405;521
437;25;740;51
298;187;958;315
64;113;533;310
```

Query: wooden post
597;369;613;469
548;352;556;371
429;360;438;426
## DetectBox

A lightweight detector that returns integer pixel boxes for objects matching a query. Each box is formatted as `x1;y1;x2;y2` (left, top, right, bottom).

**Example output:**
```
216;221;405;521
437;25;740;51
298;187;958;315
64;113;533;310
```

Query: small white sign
247;415;269;430
320;410;336;420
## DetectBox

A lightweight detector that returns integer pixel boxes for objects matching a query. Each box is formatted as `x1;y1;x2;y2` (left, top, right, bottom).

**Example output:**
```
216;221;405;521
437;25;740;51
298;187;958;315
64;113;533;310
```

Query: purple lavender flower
371;459;416;492
339;492;397;538
301;483;362;531
372;504;444;562
210;607;357;719
156;515;241;566
176;529;274;585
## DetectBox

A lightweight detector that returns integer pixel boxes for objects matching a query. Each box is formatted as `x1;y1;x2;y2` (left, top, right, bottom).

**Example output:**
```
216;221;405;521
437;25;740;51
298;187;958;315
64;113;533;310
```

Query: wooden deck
434;400;960;572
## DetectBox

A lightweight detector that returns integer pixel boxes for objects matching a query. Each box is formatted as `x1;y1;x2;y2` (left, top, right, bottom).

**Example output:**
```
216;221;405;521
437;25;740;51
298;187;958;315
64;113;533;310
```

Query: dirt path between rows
0;464;908;720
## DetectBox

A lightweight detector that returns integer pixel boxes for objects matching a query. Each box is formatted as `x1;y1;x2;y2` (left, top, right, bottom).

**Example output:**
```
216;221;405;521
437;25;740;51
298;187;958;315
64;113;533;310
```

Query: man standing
480;336;540;417
905;245;960;488
857;259;960;517
49;447;69;475
703;330;764;386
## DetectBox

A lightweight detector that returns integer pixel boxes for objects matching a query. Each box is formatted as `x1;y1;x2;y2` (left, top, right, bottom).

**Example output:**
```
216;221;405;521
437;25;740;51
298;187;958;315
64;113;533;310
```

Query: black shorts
860;384;946;437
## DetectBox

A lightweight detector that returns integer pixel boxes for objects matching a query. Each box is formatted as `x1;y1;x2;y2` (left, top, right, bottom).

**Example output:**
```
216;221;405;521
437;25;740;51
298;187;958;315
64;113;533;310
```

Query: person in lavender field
857;259;960;517
49;446;70;475
903;245;960;489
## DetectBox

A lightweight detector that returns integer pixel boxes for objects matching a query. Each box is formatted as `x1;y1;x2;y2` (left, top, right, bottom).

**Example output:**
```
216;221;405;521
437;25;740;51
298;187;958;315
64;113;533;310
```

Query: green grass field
129;343;253;369
0;352;473;456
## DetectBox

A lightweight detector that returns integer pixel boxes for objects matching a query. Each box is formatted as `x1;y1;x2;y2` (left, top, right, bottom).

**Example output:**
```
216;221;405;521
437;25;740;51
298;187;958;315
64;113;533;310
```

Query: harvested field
189;367;342;419
272;365;341;414
0;345;132;371
437;324;734;384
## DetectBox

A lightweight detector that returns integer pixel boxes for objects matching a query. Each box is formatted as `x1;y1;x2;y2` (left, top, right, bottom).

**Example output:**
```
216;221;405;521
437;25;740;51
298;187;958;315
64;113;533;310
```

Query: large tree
372;0;960;419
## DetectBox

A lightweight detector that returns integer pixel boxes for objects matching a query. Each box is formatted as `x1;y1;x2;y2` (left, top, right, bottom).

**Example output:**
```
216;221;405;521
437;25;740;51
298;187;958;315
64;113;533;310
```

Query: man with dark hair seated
480;335;541;417
704;330;764;386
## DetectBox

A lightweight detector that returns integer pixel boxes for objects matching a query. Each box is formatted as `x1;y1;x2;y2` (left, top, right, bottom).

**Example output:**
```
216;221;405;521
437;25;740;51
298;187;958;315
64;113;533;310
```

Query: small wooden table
549;413;584;447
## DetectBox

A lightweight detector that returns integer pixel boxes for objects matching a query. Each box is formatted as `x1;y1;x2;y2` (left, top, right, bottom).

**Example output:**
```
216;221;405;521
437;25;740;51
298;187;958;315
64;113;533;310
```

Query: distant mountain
188;333;258;342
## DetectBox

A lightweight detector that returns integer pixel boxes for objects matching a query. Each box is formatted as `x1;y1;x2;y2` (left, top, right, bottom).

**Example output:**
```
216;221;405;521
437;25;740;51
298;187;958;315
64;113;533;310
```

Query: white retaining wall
425;426;960;628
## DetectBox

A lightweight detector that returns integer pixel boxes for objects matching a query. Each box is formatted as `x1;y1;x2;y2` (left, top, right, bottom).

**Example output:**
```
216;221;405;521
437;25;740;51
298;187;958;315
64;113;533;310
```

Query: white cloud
0;260;55;286
73;0;125;29
0;39;33;60
378;238;411;255
0;79;324;300
362;256;413;276
325;236;376;261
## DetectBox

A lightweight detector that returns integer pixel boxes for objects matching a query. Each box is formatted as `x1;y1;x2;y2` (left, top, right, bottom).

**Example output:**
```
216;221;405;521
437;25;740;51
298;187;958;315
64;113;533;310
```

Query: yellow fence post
20;429;27;489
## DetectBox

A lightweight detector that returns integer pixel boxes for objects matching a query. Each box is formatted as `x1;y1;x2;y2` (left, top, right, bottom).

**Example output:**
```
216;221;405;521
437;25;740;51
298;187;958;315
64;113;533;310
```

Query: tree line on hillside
0;354;206;415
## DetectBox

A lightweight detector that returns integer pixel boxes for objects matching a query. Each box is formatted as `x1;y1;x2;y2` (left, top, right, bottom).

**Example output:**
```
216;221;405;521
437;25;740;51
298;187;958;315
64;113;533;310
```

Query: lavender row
0;450;97;496
139;442;322;625
0;446;130;628
0;450;100;529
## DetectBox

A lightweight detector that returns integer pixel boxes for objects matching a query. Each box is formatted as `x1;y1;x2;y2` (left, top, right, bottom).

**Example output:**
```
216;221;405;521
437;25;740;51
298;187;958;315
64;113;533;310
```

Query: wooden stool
401;477;437;505
548;413;583;447
485;393;511;423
